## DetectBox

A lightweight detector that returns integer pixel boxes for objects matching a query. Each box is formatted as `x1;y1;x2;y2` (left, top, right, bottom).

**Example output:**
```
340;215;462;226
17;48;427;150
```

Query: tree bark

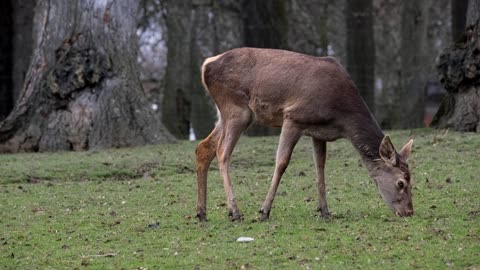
345;0;376;115
0;1;13;121
393;0;431;129
190;0;244;139
467;0;480;25
162;0;244;140
12;0;36;103
432;0;480;132
0;0;174;153
243;0;289;50
162;0;193;139
451;0;469;42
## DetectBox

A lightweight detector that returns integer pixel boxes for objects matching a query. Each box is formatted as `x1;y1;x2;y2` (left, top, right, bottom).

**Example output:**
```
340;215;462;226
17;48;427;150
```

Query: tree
0;1;13;121
432;0;480;132
0;0;36;122
451;0;469;42
162;0;244;140
392;0;431;128
345;0;376;114
0;0;174;153
12;0;36;103
161;0;193;139
190;0;244;139
243;0;289;50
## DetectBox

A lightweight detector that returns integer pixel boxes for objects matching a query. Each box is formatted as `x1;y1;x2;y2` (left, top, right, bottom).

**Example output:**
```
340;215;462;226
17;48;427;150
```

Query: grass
0;129;479;269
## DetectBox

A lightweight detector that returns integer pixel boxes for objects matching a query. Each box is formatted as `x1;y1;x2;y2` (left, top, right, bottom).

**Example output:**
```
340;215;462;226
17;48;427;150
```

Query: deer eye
397;180;405;189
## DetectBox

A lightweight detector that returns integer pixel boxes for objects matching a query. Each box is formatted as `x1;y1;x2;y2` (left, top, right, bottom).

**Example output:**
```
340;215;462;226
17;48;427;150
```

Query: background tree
345;0;376;114
392;0;431;128
451;0;469;42
432;0;480;132
12;1;36;104
162;0;244;139
0;1;13;121
161;0;193;139
0;0;174;153
190;0;244;139
0;1;36;122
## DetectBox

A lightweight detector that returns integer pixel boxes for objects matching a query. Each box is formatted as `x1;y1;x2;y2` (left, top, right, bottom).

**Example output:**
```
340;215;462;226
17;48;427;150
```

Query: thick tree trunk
243;0;289;50
345;0;376;114
432;1;480;132
0;1;13;121
451;0;469;42
12;0;36;103
0;0;174;153
393;0;431;129
467;0;480;25
287;0;331;56
162;0;193;139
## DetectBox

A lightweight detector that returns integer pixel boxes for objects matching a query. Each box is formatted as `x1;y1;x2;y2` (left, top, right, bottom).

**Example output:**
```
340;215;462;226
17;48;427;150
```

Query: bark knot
45;43;112;100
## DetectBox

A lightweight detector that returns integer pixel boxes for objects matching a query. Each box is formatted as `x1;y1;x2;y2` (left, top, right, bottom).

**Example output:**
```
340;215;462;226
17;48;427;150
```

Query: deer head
371;135;414;217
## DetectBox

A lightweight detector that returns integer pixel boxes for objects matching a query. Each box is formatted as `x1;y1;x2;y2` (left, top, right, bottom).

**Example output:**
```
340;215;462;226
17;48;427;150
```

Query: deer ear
379;135;396;165
399;139;413;161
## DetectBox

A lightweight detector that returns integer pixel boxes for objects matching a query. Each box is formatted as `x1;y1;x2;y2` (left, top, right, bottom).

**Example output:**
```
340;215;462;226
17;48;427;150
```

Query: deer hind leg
312;138;330;218
259;120;302;221
217;107;253;221
195;121;222;221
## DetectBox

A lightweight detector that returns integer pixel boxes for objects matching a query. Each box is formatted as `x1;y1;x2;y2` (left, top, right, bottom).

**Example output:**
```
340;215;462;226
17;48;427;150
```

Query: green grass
0;129;479;269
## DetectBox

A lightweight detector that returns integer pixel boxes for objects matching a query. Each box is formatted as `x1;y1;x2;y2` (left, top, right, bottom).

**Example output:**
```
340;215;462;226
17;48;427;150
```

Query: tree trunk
162;0;244;140
451;0;469;42
243;0;289;50
0;0;174;153
0;1;13;121
12;0;36;103
287;0;331;56
345;0;376;115
432;0;480;132
393;0;431;129
467;0;480;25
190;0;244;139
162;0;193;139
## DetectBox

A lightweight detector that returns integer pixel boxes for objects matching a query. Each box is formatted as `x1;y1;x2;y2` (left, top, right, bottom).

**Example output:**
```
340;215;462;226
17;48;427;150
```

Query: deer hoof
229;211;243;222
316;207;331;219
196;211;208;222
259;209;270;221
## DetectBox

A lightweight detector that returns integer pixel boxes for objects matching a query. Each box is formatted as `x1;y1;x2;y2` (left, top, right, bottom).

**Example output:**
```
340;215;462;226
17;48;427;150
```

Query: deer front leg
259;120;302;221
313;138;330;218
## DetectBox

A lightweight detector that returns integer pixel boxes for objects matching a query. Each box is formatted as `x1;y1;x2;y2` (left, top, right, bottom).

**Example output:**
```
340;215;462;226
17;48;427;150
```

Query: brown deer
195;48;414;222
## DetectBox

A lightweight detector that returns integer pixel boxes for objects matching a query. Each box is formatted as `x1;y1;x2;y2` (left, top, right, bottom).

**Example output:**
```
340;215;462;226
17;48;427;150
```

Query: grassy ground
0;129;479;269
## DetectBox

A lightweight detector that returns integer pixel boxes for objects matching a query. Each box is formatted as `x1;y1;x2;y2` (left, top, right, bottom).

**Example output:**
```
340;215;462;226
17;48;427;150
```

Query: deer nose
396;209;414;217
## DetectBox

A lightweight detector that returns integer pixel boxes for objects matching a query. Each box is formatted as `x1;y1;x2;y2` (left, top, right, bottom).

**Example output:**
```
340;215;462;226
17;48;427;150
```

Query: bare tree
0;0;174;152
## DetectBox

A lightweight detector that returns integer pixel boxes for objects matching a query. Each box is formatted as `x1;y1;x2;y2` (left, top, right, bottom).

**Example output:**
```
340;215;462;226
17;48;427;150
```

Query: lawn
0;129;479;269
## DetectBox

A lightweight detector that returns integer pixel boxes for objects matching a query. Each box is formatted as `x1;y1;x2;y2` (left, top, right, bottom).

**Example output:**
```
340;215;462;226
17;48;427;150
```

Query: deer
195;48;414;222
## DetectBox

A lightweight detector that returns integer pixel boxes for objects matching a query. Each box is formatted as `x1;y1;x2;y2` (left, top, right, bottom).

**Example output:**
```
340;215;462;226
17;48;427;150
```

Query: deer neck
345;114;385;170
